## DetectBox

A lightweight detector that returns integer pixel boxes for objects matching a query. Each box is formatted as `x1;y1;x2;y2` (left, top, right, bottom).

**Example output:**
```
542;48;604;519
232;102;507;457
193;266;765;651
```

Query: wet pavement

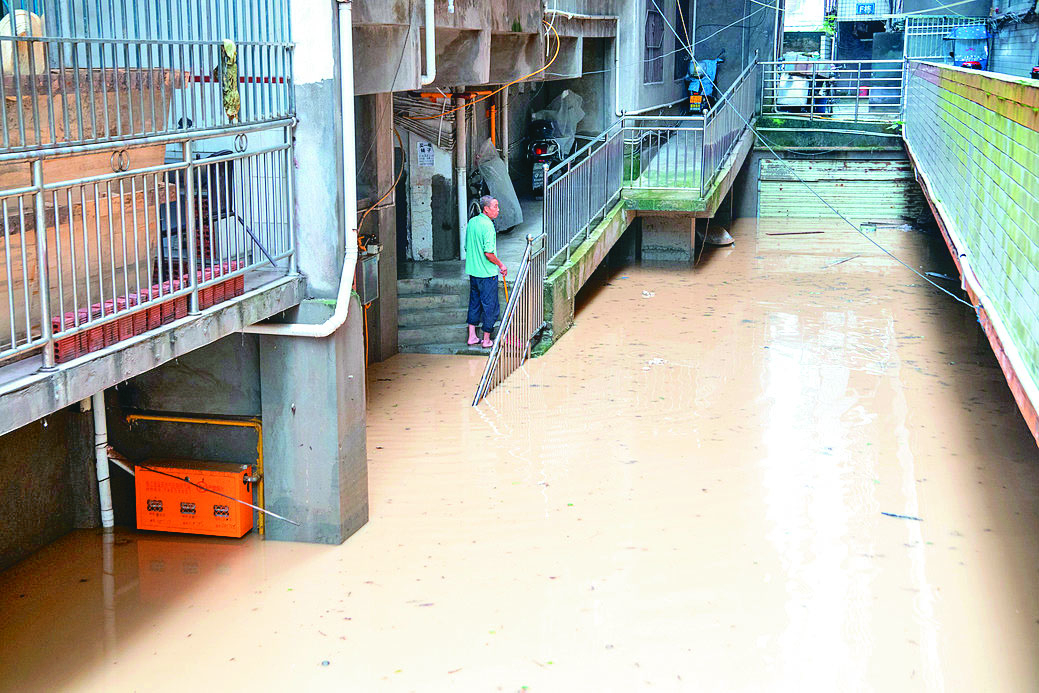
1;218;1037;691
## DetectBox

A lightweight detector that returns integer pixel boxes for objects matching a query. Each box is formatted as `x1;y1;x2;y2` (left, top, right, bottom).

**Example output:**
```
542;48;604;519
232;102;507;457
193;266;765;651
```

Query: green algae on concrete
539;202;632;351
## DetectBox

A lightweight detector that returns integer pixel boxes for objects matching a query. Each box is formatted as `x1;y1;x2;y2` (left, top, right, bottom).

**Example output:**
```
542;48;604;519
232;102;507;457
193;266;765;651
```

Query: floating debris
882;512;923;522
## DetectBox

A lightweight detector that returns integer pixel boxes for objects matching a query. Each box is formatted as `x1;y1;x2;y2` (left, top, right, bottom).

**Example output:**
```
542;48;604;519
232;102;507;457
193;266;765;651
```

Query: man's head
480;195;499;220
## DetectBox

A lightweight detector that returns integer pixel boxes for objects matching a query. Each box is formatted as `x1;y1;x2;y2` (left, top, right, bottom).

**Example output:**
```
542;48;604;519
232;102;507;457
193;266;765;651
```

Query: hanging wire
648;0;976;310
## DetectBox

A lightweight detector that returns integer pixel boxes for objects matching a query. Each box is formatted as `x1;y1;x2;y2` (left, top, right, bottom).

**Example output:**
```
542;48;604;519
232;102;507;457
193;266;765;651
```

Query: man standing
465;195;507;348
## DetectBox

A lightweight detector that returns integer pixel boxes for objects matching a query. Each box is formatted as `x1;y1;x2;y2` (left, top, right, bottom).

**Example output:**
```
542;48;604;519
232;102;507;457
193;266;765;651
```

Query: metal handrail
546;120;622;178
0;124;296;368
760;59;905;123
705;54;760;123
472;233;547;405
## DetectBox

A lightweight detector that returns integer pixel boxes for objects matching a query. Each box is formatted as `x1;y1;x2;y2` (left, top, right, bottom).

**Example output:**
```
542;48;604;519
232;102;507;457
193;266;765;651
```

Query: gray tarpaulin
532;89;585;157
475;138;522;232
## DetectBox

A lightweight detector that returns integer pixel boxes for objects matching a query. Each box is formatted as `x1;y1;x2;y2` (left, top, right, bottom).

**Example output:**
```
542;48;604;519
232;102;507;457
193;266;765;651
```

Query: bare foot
481;337;493;348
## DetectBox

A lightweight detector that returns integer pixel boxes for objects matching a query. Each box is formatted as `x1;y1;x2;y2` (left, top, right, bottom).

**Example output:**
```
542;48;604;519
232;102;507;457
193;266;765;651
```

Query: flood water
1;219;1037;691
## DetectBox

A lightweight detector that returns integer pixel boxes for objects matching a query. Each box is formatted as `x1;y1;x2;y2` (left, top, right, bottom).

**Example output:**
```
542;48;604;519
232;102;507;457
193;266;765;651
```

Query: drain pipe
244;0;358;338
456;93;467;261
420;0;436;84
91;391;114;530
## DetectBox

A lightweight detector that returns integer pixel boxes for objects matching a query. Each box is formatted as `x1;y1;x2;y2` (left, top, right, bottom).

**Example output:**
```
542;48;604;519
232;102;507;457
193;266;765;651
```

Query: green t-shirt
464;213;498;277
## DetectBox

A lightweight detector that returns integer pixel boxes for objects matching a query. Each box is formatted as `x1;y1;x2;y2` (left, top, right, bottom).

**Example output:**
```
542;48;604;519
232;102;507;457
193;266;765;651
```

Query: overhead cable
648;0;976;309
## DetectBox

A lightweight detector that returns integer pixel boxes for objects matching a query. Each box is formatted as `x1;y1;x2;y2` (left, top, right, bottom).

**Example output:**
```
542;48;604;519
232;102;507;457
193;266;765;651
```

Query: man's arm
485;251;507;276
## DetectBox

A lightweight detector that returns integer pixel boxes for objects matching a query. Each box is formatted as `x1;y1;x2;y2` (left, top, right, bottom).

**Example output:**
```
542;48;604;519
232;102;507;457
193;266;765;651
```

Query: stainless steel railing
1;123;295;368
0;0;293;156
621;59;759;196
760;60;904;123
542;122;623;264
472;233;547;406
701;60;758;195
622;115;704;191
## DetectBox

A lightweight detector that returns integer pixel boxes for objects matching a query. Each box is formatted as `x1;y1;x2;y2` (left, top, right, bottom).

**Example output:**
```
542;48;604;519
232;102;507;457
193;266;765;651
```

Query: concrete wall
292;0;343;299
990;1;1039;79
0;408;96;571
904;61;1039;431
904;0;993;15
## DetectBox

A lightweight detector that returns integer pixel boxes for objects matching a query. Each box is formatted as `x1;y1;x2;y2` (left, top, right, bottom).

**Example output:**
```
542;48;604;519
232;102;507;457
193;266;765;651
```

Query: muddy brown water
1;219;1036;691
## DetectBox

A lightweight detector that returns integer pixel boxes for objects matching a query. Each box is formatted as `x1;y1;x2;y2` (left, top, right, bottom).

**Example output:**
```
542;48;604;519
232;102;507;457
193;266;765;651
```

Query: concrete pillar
641;215;697;261
258;298;368;544
356;93;399;363
291;0;342;298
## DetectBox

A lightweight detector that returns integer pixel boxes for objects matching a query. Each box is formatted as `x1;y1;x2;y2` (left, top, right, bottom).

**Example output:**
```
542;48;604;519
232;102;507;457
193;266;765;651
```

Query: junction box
135;459;255;538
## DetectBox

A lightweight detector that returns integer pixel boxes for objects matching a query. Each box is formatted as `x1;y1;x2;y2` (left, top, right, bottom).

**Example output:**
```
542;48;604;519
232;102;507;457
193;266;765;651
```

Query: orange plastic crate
135;459;255;538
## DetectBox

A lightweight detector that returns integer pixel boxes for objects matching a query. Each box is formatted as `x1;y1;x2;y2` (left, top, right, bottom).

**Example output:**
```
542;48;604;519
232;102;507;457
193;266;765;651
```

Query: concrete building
0;0;783;568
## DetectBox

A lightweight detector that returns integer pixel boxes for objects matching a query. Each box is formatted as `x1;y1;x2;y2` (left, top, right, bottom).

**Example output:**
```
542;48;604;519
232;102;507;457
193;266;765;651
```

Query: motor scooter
686;50;724;115
527;118;561;196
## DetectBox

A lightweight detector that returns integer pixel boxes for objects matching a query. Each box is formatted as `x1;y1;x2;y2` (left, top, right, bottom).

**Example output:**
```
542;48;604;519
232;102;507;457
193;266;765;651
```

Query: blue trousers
467;275;499;334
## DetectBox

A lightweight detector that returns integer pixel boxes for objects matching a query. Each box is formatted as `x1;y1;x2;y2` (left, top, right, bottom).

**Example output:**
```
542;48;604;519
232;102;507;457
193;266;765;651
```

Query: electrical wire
357;20;412;178
405;20;561;122
549;2;776;78
137;464;300;526
649;0;976;309
357;126;406;245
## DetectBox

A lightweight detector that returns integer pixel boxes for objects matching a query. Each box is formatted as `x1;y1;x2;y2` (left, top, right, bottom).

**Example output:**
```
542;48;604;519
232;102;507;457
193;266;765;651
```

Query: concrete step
397;292;466;311
399;343;490;356
399;322;480;347
397;307;470;329
397;277;471;296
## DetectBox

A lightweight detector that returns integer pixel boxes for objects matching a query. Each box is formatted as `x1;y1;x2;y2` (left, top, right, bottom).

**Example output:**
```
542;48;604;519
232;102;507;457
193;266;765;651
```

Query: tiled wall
904;61;1039;392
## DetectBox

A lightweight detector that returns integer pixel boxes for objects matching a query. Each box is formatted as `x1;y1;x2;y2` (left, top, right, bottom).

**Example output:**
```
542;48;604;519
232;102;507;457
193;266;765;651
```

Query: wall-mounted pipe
456;94;468;261
244;0;358;339
124;413;267;535
91;391;114;529
421;0;437;84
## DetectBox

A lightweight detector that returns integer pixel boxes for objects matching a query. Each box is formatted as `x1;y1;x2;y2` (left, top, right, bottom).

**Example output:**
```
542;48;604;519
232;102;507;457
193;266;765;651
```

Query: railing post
287;128;298;275
542;162;549;253
183;139;199;314
809;62;817;123
854;63;862;123
33;159;55;370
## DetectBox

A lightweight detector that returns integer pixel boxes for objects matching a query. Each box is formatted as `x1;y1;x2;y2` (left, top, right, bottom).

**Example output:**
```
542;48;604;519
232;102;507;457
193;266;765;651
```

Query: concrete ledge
0;276;305;438
542;202;633;347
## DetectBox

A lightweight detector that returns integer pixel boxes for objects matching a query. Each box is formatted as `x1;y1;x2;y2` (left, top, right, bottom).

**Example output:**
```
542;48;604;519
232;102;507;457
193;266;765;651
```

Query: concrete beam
353;24;421;95
489;32;545;84
0;276;305;439
429;28;491;88
544;35;583;80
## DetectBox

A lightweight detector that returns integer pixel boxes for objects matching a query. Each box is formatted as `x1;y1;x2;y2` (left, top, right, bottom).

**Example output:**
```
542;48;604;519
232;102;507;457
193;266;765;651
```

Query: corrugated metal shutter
757;159;926;223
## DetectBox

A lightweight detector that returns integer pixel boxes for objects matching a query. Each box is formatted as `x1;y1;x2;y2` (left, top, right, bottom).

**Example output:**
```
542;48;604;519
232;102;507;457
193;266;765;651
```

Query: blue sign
856;2;876;14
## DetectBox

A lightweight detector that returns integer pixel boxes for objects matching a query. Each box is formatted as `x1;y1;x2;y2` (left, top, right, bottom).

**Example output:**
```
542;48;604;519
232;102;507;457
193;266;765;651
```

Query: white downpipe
91;391;114;529
244;0;358;339
421;0;436;84
614;36;623;116
456;95;467;261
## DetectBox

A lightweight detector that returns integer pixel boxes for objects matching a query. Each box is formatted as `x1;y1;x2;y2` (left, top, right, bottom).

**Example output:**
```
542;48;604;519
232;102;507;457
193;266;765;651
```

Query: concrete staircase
397;276;508;355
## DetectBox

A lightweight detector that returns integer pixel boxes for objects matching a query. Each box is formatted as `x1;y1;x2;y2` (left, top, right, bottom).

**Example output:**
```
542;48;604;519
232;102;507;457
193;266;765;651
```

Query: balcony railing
0;124;295;368
761;60;904;123
0;1;295;370
0;0;292;156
